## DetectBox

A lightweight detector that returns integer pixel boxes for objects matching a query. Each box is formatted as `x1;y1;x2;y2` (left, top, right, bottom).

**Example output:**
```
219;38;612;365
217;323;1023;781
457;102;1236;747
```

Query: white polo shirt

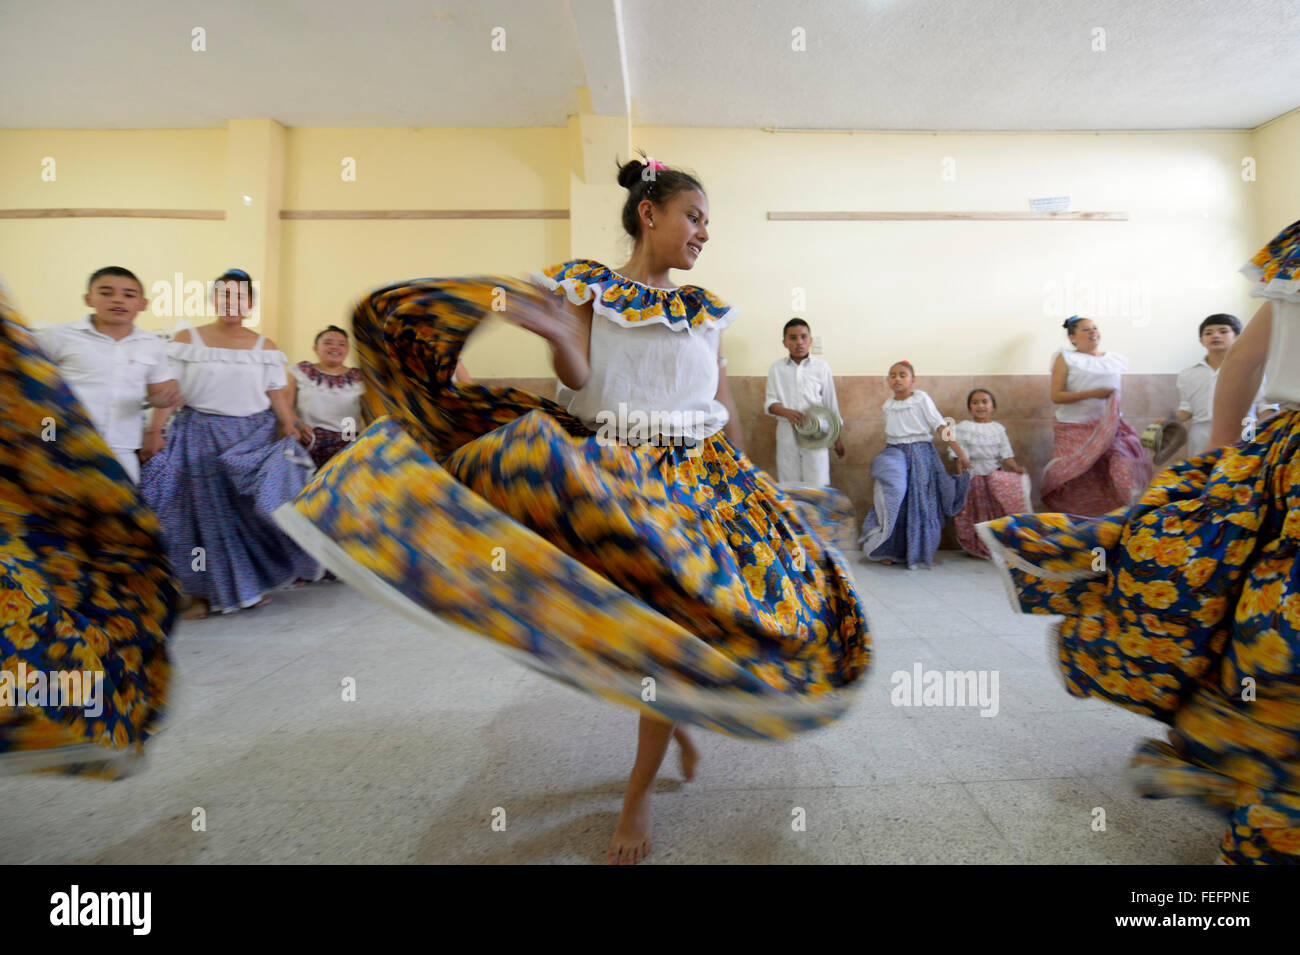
35;316;173;450
765;354;840;419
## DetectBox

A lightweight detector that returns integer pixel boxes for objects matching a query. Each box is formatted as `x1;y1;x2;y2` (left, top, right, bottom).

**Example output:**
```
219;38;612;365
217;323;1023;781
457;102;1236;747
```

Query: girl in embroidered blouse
277;160;870;866
285;325;367;469
503;159;868;864
141;270;320;619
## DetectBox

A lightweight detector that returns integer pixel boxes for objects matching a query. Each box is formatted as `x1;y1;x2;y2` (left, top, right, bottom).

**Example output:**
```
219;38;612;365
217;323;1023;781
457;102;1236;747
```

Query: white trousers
111;447;140;483
775;423;830;486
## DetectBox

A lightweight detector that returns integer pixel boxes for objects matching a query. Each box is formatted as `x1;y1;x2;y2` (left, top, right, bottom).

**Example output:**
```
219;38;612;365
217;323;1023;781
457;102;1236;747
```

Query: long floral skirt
273;277;871;739
140;408;321;613
0;291;175;776
977;411;1300;863
858;441;970;567
953;470;1033;559
1042;396;1154;516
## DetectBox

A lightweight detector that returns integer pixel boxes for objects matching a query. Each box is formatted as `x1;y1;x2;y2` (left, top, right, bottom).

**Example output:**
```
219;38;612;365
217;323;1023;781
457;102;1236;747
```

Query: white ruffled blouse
951;420;1015;476
534;259;737;442
168;333;288;417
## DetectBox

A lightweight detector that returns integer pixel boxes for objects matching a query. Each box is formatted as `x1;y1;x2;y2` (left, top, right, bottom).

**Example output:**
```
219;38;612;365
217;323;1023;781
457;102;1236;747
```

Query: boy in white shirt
35;267;181;482
1176;313;1277;455
765;318;844;485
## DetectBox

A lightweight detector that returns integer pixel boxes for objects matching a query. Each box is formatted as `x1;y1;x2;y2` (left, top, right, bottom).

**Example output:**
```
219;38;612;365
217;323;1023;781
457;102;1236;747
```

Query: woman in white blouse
1043;316;1153;515
950;389;1031;558
140;269;320;618
285;325;368;469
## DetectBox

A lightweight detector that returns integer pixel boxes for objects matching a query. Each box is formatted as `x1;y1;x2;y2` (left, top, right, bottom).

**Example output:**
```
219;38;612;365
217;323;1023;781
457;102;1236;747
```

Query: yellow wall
0;119;1288;378
634;128;1259;376
1252;107;1300;267
279;127;570;372
0;130;228;332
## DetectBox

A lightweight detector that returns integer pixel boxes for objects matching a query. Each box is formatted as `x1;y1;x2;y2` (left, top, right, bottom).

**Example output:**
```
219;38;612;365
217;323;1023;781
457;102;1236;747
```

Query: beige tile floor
0;552;1226;864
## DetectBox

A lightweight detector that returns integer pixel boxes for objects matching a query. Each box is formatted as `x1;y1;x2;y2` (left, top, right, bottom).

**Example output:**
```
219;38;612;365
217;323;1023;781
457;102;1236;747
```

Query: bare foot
180;596;209;620
674;727;699;782
250;596;272;609
607;795;652;865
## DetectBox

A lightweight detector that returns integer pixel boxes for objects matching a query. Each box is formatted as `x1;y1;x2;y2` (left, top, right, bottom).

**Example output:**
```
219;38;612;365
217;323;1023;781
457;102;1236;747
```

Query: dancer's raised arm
1209;300;1272;448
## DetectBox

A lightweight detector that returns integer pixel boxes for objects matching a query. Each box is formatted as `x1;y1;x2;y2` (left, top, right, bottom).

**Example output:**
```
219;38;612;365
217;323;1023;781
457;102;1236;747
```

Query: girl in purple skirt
859;361;973;569
141;269;320;618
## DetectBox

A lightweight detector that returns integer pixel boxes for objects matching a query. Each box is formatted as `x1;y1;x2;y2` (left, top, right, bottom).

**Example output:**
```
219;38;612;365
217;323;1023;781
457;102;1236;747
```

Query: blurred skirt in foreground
978;410;1300;864
275;276;871;739
0;287;175;776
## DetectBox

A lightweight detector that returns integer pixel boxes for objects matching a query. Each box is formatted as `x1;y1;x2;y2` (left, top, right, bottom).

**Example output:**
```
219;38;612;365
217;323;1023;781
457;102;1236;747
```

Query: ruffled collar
168;337;286;364
534;259;736;333
296;360;363;388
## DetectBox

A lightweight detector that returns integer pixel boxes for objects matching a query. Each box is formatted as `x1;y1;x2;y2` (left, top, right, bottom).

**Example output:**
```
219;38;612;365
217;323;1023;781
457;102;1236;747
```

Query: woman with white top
272;157;870;865
285;325;367;469
1042;316;1154;515
858;360;972;568
140;269;320;619
977;217;1300;864
949;388;1030;559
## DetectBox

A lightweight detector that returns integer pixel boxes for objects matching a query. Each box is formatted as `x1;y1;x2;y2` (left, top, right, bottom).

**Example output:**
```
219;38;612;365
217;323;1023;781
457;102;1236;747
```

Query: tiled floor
0;552;1226;864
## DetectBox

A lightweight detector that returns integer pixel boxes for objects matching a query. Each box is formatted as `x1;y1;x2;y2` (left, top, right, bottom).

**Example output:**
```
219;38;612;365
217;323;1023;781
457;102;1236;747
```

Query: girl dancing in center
978;217;1300;864
859;361;972;569
273;158;871;864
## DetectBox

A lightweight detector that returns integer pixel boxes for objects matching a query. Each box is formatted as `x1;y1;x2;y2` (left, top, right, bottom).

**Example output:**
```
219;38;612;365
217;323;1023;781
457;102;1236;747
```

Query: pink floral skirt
953;470;1032;558
1042;396;1154;516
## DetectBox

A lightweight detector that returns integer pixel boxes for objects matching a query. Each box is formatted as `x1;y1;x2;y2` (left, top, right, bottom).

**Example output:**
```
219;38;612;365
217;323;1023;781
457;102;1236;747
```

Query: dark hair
87;266;143;294
1063;315;1090;334
783;318;810;336
213;268;255;306
616;154;705;241
967;388;997;410
1199;313;1241;337
314;324;349;346
890;360;915;376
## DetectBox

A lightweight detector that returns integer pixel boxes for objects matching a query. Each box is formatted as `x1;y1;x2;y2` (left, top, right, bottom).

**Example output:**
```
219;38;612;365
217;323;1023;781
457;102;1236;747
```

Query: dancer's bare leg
674;725;699;782
608;715;674;865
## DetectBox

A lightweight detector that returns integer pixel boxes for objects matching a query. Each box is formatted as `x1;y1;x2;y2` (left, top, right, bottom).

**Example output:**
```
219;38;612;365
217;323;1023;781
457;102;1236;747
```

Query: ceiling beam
568;0;630;117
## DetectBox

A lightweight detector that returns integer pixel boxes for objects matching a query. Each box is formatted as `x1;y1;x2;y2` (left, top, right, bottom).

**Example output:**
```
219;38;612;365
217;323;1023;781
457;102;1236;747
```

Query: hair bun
616;159;646;189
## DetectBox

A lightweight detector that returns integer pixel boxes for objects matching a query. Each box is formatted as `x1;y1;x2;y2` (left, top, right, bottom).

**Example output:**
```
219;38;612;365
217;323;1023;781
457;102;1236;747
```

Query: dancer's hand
507;281;584;353
834;439;845;458
785;409;808;427
1090;386;1116;399
957;453;973;472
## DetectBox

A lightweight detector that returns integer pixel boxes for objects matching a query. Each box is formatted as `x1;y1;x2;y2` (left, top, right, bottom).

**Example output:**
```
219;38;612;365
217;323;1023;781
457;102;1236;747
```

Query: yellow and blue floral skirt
274;278;871;738
0;290;175;776
977;411;1300;863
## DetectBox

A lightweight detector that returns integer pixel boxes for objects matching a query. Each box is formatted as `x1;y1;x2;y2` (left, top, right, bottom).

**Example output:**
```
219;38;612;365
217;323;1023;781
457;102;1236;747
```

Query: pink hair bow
647;159;667;171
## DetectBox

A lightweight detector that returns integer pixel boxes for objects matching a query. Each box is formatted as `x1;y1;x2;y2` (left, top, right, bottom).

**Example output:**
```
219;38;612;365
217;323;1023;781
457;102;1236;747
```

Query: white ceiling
1;0;1297;130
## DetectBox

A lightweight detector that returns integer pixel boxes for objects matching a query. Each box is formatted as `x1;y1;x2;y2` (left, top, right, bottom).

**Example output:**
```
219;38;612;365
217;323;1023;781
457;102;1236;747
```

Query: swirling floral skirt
273;277;871;738
977;411;1300;863
0;292;175;776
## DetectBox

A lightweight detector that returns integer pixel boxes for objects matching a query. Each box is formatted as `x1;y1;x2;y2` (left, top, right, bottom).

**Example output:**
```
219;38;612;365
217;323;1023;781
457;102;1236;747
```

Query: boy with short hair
1176;313;1277;455
35;267;181;482
765;318;844;485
